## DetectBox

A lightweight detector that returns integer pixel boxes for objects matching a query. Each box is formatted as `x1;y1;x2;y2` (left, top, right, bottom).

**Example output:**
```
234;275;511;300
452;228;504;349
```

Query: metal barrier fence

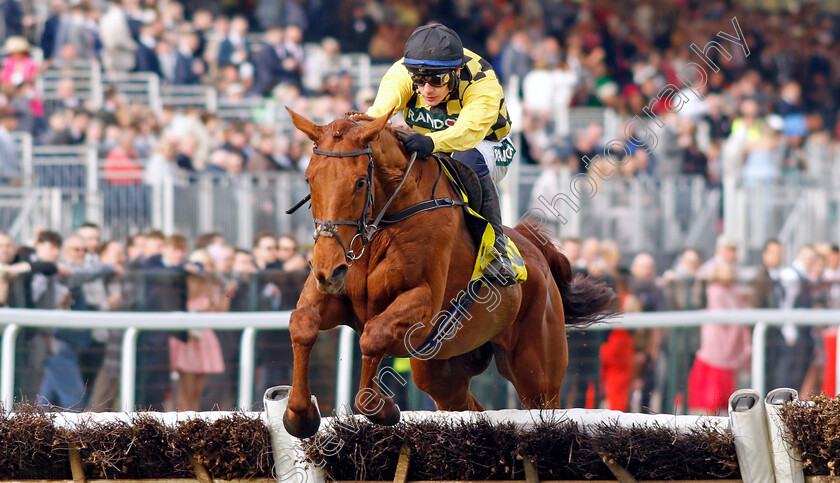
0;146;315;247
102;72;162;113
7;111;840;262
514;166;710;254
0;187;63;242
41;59;103;107
0;268;309;412
3;139;98;240
2;307;839;415
13;152;716;258
774;184;840;264
4;150;838;266
148;169;313;248
722;177;840;263
0;309;289;412
1;171;315;250
160;85;218;112
20;49;389;118
567;106;621;140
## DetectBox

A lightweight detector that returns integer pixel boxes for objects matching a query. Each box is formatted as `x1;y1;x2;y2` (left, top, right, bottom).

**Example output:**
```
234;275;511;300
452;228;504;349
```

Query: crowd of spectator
0;0;839;188
0;223;310;411
3;223;838;414
0;0;361;186
557;234;840;416
494;0;840;186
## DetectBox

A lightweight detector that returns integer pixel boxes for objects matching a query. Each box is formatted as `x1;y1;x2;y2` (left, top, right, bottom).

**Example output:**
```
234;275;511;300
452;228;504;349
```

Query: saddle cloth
435;156;527;285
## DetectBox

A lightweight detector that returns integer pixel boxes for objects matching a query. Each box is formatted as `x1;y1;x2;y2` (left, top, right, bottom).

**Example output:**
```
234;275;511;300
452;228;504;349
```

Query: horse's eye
355;177;367;191
304;176;309;185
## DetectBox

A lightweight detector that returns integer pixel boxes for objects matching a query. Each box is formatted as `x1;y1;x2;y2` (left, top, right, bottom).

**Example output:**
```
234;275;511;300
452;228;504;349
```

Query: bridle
311;144;409;266
309;146;377;265
287;132;421;265
286;125;465;266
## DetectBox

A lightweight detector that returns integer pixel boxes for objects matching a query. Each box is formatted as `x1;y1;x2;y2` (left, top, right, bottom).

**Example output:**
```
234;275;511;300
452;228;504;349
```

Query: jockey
367;23;517;286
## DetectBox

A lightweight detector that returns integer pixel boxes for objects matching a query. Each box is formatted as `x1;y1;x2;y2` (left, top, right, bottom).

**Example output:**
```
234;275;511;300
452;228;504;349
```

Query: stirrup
484;246;517;287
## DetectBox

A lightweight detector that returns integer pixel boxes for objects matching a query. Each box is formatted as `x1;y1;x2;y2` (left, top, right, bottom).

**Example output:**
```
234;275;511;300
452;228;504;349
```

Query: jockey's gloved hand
402;132;435;159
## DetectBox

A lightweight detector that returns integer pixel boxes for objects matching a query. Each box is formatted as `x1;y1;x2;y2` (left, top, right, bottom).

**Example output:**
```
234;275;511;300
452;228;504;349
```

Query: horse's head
288;108;395;294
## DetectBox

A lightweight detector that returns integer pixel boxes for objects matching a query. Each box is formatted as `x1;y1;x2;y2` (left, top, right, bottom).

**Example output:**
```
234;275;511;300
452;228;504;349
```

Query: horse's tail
514;224;619;328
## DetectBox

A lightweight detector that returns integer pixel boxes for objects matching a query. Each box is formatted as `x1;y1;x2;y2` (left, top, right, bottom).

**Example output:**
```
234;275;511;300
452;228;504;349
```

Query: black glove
402;132;435;159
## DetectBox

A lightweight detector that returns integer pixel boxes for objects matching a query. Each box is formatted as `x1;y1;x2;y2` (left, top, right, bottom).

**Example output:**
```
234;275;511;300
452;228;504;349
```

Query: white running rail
2;308;839;412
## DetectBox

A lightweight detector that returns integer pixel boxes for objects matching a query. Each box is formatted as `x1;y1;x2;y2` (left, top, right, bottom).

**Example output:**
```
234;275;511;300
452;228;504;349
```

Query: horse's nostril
331;264;349;282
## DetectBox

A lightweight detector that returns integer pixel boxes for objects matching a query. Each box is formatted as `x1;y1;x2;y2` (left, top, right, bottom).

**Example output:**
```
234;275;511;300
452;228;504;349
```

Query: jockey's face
418;82;449;107
416;68;459;107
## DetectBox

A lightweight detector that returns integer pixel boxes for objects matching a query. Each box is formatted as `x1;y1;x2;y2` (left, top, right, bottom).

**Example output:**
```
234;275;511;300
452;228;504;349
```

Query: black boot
478;175;517;287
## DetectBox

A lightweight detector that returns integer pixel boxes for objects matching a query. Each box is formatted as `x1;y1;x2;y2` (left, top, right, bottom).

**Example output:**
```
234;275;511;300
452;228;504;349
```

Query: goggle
409;71;452;88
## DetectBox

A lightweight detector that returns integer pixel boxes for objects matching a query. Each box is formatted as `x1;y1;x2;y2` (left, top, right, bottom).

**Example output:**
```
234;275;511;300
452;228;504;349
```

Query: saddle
433;152;483;213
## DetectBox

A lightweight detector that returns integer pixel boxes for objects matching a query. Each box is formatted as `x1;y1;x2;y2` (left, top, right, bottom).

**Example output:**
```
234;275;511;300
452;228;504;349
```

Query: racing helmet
402;23;466;91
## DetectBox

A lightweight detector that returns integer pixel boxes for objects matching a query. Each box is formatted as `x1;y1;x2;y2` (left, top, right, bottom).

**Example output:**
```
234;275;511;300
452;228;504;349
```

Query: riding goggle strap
409;70;452;88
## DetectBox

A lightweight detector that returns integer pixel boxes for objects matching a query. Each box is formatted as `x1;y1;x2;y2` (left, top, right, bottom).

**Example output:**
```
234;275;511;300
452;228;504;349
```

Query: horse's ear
286;106;323;143
356;108;394;145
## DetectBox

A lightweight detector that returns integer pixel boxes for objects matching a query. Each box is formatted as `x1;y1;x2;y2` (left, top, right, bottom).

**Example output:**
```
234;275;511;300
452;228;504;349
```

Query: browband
312;147;372;158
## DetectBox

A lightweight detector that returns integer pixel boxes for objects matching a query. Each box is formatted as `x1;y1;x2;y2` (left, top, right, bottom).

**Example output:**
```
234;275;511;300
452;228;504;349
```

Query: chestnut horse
283;109;617;438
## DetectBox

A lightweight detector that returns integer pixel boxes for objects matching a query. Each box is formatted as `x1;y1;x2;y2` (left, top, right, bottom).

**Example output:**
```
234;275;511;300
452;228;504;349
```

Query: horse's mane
344;111;375;123
340;111;414;185
343;111;404;141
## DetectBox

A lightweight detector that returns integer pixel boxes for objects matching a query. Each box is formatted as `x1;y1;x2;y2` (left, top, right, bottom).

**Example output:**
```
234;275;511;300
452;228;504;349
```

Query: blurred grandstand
0;0;839;415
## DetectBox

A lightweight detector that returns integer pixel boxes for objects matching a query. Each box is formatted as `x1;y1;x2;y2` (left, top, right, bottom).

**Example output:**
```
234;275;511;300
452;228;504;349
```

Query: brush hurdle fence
2;308;840;481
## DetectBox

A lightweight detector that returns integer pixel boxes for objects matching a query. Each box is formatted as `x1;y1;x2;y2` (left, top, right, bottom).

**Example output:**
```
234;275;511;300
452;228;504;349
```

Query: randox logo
406;108;457;131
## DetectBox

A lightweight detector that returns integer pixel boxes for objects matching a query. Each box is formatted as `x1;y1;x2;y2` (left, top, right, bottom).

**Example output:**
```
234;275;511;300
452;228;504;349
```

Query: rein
287;132;466;266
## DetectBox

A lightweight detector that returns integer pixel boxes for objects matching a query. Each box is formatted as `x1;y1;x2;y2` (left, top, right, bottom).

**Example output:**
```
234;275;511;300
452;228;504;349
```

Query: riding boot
477;174;517;287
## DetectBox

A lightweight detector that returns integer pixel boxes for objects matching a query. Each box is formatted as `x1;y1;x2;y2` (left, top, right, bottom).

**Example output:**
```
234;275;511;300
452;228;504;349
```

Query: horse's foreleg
283;283;349;438
355;286;432;425
283;306;323;437
354;352;401;425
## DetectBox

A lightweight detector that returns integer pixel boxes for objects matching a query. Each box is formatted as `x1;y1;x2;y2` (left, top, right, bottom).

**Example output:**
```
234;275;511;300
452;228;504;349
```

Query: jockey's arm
427;75;503;153
366;61;413;119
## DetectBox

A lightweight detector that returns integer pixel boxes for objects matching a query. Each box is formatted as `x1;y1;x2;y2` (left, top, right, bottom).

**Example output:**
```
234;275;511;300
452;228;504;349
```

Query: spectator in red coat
688;262;751;416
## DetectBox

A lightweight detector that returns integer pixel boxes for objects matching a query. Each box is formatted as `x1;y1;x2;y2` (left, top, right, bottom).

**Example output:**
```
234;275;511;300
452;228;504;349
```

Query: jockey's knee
453;148;489;178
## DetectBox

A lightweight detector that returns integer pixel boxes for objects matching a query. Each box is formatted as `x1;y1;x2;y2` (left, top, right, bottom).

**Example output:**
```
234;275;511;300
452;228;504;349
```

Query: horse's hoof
283;405;321;438
366;402;401;427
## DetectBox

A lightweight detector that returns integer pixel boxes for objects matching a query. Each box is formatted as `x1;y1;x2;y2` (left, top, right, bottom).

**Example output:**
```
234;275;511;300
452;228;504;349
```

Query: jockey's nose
330;264;348;283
